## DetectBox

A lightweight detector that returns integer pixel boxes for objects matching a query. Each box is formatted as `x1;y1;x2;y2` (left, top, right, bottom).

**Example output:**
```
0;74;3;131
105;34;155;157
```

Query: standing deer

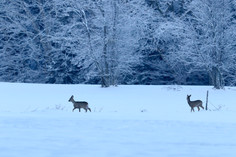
187;95;204;112
68;95;91;112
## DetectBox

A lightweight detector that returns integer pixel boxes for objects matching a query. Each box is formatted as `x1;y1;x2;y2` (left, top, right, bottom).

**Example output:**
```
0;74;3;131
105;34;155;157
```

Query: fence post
206;90;209;110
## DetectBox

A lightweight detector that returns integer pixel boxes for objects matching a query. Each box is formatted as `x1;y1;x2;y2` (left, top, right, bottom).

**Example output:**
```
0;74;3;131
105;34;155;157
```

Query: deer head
68;95;74;102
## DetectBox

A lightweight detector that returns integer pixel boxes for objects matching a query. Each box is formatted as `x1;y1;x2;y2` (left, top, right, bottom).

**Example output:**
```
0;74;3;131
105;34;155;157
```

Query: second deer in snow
187;95;204;112
68;95;91;112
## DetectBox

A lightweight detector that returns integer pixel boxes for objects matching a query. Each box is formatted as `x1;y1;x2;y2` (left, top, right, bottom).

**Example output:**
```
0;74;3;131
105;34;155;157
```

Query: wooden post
206;90;209;110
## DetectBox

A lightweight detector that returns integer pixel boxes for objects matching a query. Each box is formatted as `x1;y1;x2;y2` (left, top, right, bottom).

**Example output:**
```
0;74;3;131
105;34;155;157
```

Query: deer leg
88;108;91;112
79;108;81;112
197;106;200;111
85;108;87;112
191;107;194;112
72;108;76;112
200;105;204;109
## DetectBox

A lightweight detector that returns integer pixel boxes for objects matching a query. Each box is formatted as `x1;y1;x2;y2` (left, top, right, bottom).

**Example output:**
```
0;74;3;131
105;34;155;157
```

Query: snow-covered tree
55;0;150;87
136;0;191;85
188;0;236;88
156;0;236;88
1;0;236;87
0;0;51;82
0;0;84;83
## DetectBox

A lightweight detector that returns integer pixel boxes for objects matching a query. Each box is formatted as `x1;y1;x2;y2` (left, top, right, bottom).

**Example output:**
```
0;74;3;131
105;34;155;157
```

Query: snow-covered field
0;82;236;157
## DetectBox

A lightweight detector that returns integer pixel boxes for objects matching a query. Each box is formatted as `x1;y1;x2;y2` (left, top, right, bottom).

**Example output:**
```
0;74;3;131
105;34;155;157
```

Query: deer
68;95;91;112
186;95;204;112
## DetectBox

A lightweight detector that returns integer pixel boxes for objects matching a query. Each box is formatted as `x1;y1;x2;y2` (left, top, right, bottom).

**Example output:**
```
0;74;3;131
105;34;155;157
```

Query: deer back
74;101;89;108
188;100;202;107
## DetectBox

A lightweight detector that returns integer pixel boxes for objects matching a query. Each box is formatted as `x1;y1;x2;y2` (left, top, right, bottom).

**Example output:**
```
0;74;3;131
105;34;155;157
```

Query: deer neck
187;98;192;105
70;98;76;103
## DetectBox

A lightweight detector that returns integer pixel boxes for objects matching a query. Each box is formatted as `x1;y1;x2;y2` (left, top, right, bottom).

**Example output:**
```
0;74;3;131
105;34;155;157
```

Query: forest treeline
0;0;236;88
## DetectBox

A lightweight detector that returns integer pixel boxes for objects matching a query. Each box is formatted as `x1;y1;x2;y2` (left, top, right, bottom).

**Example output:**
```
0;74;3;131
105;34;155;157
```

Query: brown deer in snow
187;95;204;112
68;95;91;112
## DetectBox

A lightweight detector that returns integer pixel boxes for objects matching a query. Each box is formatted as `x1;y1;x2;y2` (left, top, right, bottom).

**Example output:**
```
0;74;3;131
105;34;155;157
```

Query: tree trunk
101;25;110;88
211;66;223;89
110;1;118;86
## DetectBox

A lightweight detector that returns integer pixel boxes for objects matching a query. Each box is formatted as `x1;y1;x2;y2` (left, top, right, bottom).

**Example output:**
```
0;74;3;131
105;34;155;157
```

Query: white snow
0;82;236;157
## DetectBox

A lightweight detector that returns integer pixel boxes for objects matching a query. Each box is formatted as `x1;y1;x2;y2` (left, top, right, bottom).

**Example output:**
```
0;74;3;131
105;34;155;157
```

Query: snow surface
0;82;236;157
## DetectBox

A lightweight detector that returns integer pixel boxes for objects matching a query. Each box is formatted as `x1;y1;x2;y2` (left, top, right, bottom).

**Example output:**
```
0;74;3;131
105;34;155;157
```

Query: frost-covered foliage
0;0;236;87
54;0;148;87
155;0;236;88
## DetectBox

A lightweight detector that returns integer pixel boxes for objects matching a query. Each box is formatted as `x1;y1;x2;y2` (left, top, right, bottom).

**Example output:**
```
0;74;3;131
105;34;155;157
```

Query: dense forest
0;0;236;88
